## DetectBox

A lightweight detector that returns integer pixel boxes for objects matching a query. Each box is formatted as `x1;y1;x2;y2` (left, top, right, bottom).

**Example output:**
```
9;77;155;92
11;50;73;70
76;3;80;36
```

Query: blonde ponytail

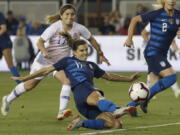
45;14;61;24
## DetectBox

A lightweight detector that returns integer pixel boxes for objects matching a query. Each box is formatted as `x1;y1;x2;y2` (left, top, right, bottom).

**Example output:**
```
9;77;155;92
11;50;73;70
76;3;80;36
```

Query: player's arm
124;15;142;47
141;28;150;42
101;72;141;82
37;37;51;59
11;66;55;82
0;24;7;35
88;36;110;65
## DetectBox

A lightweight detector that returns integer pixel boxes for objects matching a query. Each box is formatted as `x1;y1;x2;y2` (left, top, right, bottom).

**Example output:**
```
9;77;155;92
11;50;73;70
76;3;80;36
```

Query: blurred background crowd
3;3;148;36
2;0;178;36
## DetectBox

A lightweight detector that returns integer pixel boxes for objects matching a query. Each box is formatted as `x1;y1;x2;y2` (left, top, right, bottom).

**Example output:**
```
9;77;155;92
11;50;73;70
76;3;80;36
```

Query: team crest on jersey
160;61;166;67
176;19;180;25
169;18;174;24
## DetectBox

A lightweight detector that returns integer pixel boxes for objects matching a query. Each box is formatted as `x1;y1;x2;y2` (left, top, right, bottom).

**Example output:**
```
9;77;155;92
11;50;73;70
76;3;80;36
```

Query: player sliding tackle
7;33;141;130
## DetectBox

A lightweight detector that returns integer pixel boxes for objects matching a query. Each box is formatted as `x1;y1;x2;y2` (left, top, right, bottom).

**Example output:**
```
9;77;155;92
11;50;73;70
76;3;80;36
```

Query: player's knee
87;91;100;105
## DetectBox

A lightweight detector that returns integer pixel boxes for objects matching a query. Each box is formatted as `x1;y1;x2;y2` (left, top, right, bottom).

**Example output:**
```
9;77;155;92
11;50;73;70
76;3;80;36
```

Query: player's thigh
149;72;160;87
159;67;176;78
53;70;70;84
30;60;50;80
96;112;122;129
87;91;104;106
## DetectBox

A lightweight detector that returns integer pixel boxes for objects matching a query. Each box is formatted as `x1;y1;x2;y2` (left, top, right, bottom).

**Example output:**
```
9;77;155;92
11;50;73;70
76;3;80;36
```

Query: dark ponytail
60;32;87;50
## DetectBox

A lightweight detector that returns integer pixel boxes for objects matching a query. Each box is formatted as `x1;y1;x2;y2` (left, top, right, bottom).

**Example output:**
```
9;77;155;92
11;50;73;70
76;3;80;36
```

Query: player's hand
99;55;111;66
124;38;134;48
43;52;52;59
11;76;26;81
129;72;141;82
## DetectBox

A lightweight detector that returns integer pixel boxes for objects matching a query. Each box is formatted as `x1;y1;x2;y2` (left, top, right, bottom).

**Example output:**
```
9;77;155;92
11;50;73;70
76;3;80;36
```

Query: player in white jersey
142;23;180;98
1;4;110;120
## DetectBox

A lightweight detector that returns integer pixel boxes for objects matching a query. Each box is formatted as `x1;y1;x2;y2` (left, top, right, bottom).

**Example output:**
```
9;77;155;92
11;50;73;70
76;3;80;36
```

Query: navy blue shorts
0;39;12;52
145;55;171;75
72;81;102;119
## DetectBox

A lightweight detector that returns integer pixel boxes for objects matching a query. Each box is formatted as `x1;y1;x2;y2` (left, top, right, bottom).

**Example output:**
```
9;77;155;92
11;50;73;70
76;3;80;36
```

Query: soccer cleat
140;101;148;113
56;109;72;120
113;106;137;118
1;96;10;116
67;115;83;131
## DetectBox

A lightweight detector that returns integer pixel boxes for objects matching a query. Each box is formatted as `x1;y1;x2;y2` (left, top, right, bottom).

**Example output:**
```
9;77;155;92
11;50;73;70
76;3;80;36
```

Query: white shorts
30;60;56;80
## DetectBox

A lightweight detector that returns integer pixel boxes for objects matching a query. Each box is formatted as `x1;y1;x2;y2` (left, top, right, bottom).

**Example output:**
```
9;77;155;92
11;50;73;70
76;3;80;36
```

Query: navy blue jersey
141;8;180;56
53;57;105;88
0;12;11;43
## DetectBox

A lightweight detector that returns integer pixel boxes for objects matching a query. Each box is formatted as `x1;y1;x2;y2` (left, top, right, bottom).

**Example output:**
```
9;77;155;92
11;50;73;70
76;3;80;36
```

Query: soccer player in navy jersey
142;22;180;98
0;12;20;84
124;0;179;113
10;33;141;130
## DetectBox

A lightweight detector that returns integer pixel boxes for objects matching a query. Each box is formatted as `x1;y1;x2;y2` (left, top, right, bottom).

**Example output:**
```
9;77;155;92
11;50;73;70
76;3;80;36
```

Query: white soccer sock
6;83;26;103
171;82;180;92
59;84;71;112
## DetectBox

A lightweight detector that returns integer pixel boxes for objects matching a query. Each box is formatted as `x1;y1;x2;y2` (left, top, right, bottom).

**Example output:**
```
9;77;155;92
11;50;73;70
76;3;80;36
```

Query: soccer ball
128;82;150;103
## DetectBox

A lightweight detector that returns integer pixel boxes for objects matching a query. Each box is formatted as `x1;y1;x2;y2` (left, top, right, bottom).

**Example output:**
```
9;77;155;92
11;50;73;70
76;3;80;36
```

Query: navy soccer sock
127;101;139;107
148;74;177;99
10;67;21;84
97;99;117;112
82;119;105;130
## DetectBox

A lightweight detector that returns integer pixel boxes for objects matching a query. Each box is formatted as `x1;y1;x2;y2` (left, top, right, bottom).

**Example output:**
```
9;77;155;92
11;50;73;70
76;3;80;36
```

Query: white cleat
67;115;83;131
56;109;72;120
113;106;137;118
174;89;180;98
1;96;10;116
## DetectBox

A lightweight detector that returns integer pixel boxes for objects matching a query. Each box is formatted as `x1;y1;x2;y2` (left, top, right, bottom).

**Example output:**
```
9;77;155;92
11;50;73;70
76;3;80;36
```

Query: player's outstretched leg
140;74;177;113
97;99;137;118
67;112;122;131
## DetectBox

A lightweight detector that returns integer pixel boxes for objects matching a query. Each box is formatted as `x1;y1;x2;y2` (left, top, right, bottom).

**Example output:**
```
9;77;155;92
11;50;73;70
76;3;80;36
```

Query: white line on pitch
78;122;180;135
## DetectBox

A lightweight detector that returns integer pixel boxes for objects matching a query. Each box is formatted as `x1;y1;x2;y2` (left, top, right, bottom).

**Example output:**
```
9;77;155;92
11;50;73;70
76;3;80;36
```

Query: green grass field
0;71;180;135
